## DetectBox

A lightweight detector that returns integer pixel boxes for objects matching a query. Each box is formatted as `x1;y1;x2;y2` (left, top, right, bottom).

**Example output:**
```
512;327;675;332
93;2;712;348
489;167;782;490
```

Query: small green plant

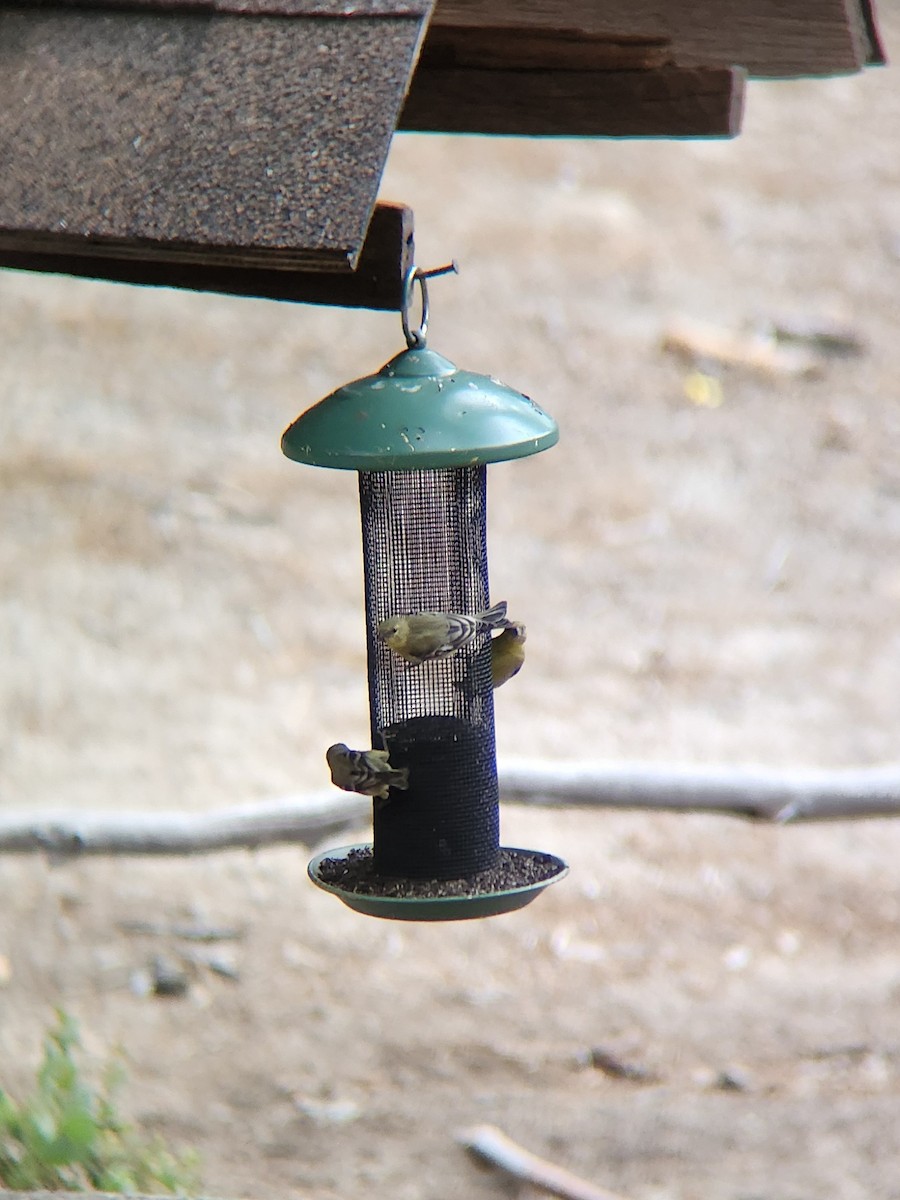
0;1009;199;1193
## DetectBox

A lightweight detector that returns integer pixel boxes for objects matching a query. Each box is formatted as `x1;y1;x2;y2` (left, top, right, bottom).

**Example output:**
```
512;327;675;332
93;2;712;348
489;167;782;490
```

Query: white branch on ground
458;1123;632;1200
500;758;900;822
0;791;369;857
1;759;899;858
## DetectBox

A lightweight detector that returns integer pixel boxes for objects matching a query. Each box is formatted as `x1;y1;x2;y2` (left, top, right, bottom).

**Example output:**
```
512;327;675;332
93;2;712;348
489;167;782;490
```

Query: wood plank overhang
0;0;886;309
403;0;885;138
426;0;885;81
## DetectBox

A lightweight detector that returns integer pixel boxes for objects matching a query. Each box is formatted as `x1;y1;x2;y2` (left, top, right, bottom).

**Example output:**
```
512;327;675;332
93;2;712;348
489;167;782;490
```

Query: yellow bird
326;743;410;802
377;601;508;665
491;622;527;688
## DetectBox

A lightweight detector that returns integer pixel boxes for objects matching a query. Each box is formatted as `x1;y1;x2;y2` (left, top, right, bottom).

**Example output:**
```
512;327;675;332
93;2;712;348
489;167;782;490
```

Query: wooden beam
429;0;884;77
418;25;674;71
860;0;887;65
400;65;746;138
0;203;415;311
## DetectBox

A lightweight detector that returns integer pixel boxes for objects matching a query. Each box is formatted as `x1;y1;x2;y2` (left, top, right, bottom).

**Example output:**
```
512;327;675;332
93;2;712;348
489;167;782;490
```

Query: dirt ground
2;12;900;1200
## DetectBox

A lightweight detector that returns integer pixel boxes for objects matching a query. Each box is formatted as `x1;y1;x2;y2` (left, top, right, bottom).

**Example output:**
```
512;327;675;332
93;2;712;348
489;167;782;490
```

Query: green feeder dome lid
281;346;558;470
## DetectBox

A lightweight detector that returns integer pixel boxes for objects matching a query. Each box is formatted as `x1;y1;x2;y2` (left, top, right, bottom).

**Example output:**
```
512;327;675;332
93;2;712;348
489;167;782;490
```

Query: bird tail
372;747;410;793
372;765;410;807
387;766;410;791
477;600;509;630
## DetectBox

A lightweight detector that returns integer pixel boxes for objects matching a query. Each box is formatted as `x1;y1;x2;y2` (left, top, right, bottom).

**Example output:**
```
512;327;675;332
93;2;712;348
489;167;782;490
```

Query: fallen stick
1;760;899;858
500;759;900;822
662;318;821;377
458;1123;632;1200
0;790;369;857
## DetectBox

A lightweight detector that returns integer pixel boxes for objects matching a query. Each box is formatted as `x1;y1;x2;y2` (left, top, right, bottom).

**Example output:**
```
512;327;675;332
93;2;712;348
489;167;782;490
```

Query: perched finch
491;621;527;688
376;601;508;665
326;743;410;802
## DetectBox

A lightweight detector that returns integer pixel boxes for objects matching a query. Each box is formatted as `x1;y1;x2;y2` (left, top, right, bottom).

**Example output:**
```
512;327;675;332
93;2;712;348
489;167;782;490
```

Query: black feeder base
308;843;569;922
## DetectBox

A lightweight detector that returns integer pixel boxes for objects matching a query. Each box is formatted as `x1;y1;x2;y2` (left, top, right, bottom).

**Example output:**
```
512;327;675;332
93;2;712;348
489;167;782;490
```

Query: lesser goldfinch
491;621;526;688
325;743;410;802
376;601;508;665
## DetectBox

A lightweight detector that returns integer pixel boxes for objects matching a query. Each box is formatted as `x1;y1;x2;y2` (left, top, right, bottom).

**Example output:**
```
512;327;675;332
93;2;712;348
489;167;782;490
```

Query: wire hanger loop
401;261;458;349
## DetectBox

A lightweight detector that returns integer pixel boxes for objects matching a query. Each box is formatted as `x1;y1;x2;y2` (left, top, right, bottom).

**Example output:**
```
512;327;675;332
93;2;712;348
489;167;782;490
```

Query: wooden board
0;203;415;311
418;25;674;71
429;0;885;77
0;6;426;270
401;65;746;138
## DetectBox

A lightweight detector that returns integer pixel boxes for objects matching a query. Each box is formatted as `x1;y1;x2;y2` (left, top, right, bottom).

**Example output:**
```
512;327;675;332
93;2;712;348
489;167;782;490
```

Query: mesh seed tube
360;467;498;878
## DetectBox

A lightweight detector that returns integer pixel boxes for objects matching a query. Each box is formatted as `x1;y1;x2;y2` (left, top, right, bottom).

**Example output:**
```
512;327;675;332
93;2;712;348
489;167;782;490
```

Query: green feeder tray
308;844;569;922
281;346;558;471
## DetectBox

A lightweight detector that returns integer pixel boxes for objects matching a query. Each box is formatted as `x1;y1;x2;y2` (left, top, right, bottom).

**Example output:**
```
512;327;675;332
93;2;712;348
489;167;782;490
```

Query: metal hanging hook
401;261;459;349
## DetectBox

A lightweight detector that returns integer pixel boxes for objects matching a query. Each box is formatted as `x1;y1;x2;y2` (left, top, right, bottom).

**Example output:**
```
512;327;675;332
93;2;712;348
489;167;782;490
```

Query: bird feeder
283;267;568;920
